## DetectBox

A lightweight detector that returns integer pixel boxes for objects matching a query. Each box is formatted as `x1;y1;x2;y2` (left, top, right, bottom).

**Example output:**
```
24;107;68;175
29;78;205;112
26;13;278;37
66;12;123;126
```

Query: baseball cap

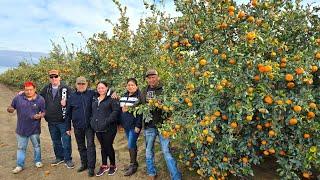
76;76;87;84
48;69;59;75
145;69;158;77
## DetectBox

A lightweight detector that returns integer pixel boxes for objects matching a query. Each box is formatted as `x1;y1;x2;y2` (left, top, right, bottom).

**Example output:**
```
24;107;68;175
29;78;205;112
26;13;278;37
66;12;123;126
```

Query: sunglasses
77;83;86;85
49;75;59;79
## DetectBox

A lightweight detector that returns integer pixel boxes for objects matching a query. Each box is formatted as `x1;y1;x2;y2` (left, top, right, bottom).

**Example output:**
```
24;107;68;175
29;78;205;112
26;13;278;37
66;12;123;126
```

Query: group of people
7;69;181;180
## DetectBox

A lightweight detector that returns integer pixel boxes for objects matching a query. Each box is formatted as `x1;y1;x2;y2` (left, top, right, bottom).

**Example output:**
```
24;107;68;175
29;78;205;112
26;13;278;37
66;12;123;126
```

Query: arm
65;98;73;131
7;96;18;113
106;99;120;124
33;97;46;120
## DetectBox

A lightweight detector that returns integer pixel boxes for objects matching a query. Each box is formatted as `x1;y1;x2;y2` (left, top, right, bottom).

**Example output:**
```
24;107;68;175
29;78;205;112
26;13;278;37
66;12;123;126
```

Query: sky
0;0;318;53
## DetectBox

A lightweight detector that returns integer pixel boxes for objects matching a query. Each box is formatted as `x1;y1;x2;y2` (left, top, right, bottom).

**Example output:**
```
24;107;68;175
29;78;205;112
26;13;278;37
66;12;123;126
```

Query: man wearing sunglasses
40;69;74;169
65;76;96;177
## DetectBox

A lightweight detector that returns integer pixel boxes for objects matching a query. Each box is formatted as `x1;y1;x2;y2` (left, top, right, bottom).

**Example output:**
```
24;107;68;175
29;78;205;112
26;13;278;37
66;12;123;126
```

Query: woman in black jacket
119;78;142;176
90;81;120;177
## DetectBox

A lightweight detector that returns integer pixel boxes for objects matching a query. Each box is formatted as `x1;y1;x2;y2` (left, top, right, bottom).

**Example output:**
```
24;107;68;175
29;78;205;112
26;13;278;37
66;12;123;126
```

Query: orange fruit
222;115;228;120
309;102;317;109
311;65;318;72
246;31;256;41
223;157;229;162
207;136;214;143
261;140;267;145
184;98;191;103
257;124;263;130
221;53;227;60
219;22;228;29
286;99;293;104
228;6;235;12
279;150;286;156
247;16;255;23
285;74;294;81
238;11;246;19
254;75;260;81
172;42;179;49
263;150;269;156
214;111;221;117
199;59;207;66
230;122;238;128
269;148;276;154
229;58;236;65
281;57;287;63
264;65;272;72
280;62;286;68
293;105;302;113
268;130;276;137
307;111;315;119
264;95;273;105
187;102;193;107
264;122;271;128
295;67;304;75
213;48;219;55
316;52;320;59
251;0;258;7
289;118;298;125
287;82;295;89
303;133;310;139
229;11;234;16
302;172;312;179
242;157;249;164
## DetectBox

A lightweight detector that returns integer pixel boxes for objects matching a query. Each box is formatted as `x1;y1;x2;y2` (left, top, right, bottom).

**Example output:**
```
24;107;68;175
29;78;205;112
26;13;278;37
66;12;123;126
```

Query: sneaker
108;166;117;176
88;168;95;177
65;160;75;169
12;166;23;174
51;159;64;166
35;162;43;168
96;165;109;177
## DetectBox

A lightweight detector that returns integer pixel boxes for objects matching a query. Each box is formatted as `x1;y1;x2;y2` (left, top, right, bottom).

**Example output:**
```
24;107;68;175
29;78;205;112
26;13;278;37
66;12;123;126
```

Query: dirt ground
0;83;280;180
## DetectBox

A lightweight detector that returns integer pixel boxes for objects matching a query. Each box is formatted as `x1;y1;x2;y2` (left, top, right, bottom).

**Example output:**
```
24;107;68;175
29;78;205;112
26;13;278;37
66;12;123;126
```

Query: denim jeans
144;128;181;180
16;133;41;168
125;128;139;149
48;122;72;161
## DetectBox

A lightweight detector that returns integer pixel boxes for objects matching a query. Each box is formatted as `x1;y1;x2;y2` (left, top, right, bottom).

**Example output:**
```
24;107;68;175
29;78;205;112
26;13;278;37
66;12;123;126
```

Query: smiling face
126;80;138;94
24;85;36;98
146;74;159;88
76;82;88;92
97;83;108;96
49;74;61;86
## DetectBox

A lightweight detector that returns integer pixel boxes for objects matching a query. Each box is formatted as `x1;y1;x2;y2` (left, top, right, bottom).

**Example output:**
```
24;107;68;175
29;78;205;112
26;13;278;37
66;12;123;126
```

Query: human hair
24;81;36;88
97;81;109;88
127;78;138;86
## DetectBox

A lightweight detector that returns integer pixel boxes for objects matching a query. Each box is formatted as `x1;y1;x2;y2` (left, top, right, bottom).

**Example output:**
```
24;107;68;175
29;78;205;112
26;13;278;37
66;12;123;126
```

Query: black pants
96;131;116;166
74;127;96;169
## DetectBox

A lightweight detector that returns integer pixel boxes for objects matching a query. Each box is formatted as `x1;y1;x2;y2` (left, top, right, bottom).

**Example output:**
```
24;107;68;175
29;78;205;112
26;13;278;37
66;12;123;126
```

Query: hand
33;113;42;120
17;91;24;95
111;92;119;99
134;127;140;133
66;130;71;136
122;106;128;112
7;106;15;113
61;99;66;107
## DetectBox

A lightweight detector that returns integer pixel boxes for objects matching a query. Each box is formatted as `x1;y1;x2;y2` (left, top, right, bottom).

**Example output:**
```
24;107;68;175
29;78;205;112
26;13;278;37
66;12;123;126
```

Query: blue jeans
125;128;139;149
144;128;181;180
48;122;72;161
16;134;41;168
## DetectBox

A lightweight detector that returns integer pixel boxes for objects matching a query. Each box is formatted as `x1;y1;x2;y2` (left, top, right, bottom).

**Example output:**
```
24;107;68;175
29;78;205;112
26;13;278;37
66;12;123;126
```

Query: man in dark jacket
141;69;181;180
40;69;74;168
66;76;96;177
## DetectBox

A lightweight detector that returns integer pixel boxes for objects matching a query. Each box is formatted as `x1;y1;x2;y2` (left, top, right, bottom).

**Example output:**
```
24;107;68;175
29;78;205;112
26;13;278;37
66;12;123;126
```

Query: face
97;83;108;95
146;75;159;88
24;86;36;98
49;74;61;86
126;81;138;94
76;82;88;92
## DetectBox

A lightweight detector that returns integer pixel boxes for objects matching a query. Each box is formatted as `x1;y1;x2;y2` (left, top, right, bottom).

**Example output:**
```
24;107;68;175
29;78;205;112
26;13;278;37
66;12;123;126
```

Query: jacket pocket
90;117;107;132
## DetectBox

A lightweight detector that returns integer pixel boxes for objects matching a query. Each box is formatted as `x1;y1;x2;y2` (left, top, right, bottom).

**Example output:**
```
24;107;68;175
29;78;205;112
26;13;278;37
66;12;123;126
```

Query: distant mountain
0;50;48;67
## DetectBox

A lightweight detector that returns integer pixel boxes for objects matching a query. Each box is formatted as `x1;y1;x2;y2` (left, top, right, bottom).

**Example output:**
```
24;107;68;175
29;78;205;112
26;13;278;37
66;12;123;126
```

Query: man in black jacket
66;76;96;177
142;69;181;180
40;69;74;168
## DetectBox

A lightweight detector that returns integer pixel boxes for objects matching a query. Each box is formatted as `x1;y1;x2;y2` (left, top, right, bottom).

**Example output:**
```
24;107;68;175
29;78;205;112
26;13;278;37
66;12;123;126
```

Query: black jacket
66;89;96;130
90;89;120;133
141;83;164;129
119;90;143;130
40;83;72;123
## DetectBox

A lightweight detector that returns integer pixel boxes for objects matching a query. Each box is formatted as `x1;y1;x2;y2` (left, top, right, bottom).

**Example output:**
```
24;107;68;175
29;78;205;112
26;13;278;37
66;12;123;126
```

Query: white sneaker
35;162;43;168
12;166;23;174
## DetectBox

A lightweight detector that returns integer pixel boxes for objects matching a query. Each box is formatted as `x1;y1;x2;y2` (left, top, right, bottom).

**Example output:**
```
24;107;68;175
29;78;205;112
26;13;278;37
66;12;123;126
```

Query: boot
124;148;138;176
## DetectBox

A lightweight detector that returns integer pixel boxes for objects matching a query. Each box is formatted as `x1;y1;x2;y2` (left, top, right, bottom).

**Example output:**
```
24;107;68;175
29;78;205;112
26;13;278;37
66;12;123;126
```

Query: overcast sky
0;0;318;53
